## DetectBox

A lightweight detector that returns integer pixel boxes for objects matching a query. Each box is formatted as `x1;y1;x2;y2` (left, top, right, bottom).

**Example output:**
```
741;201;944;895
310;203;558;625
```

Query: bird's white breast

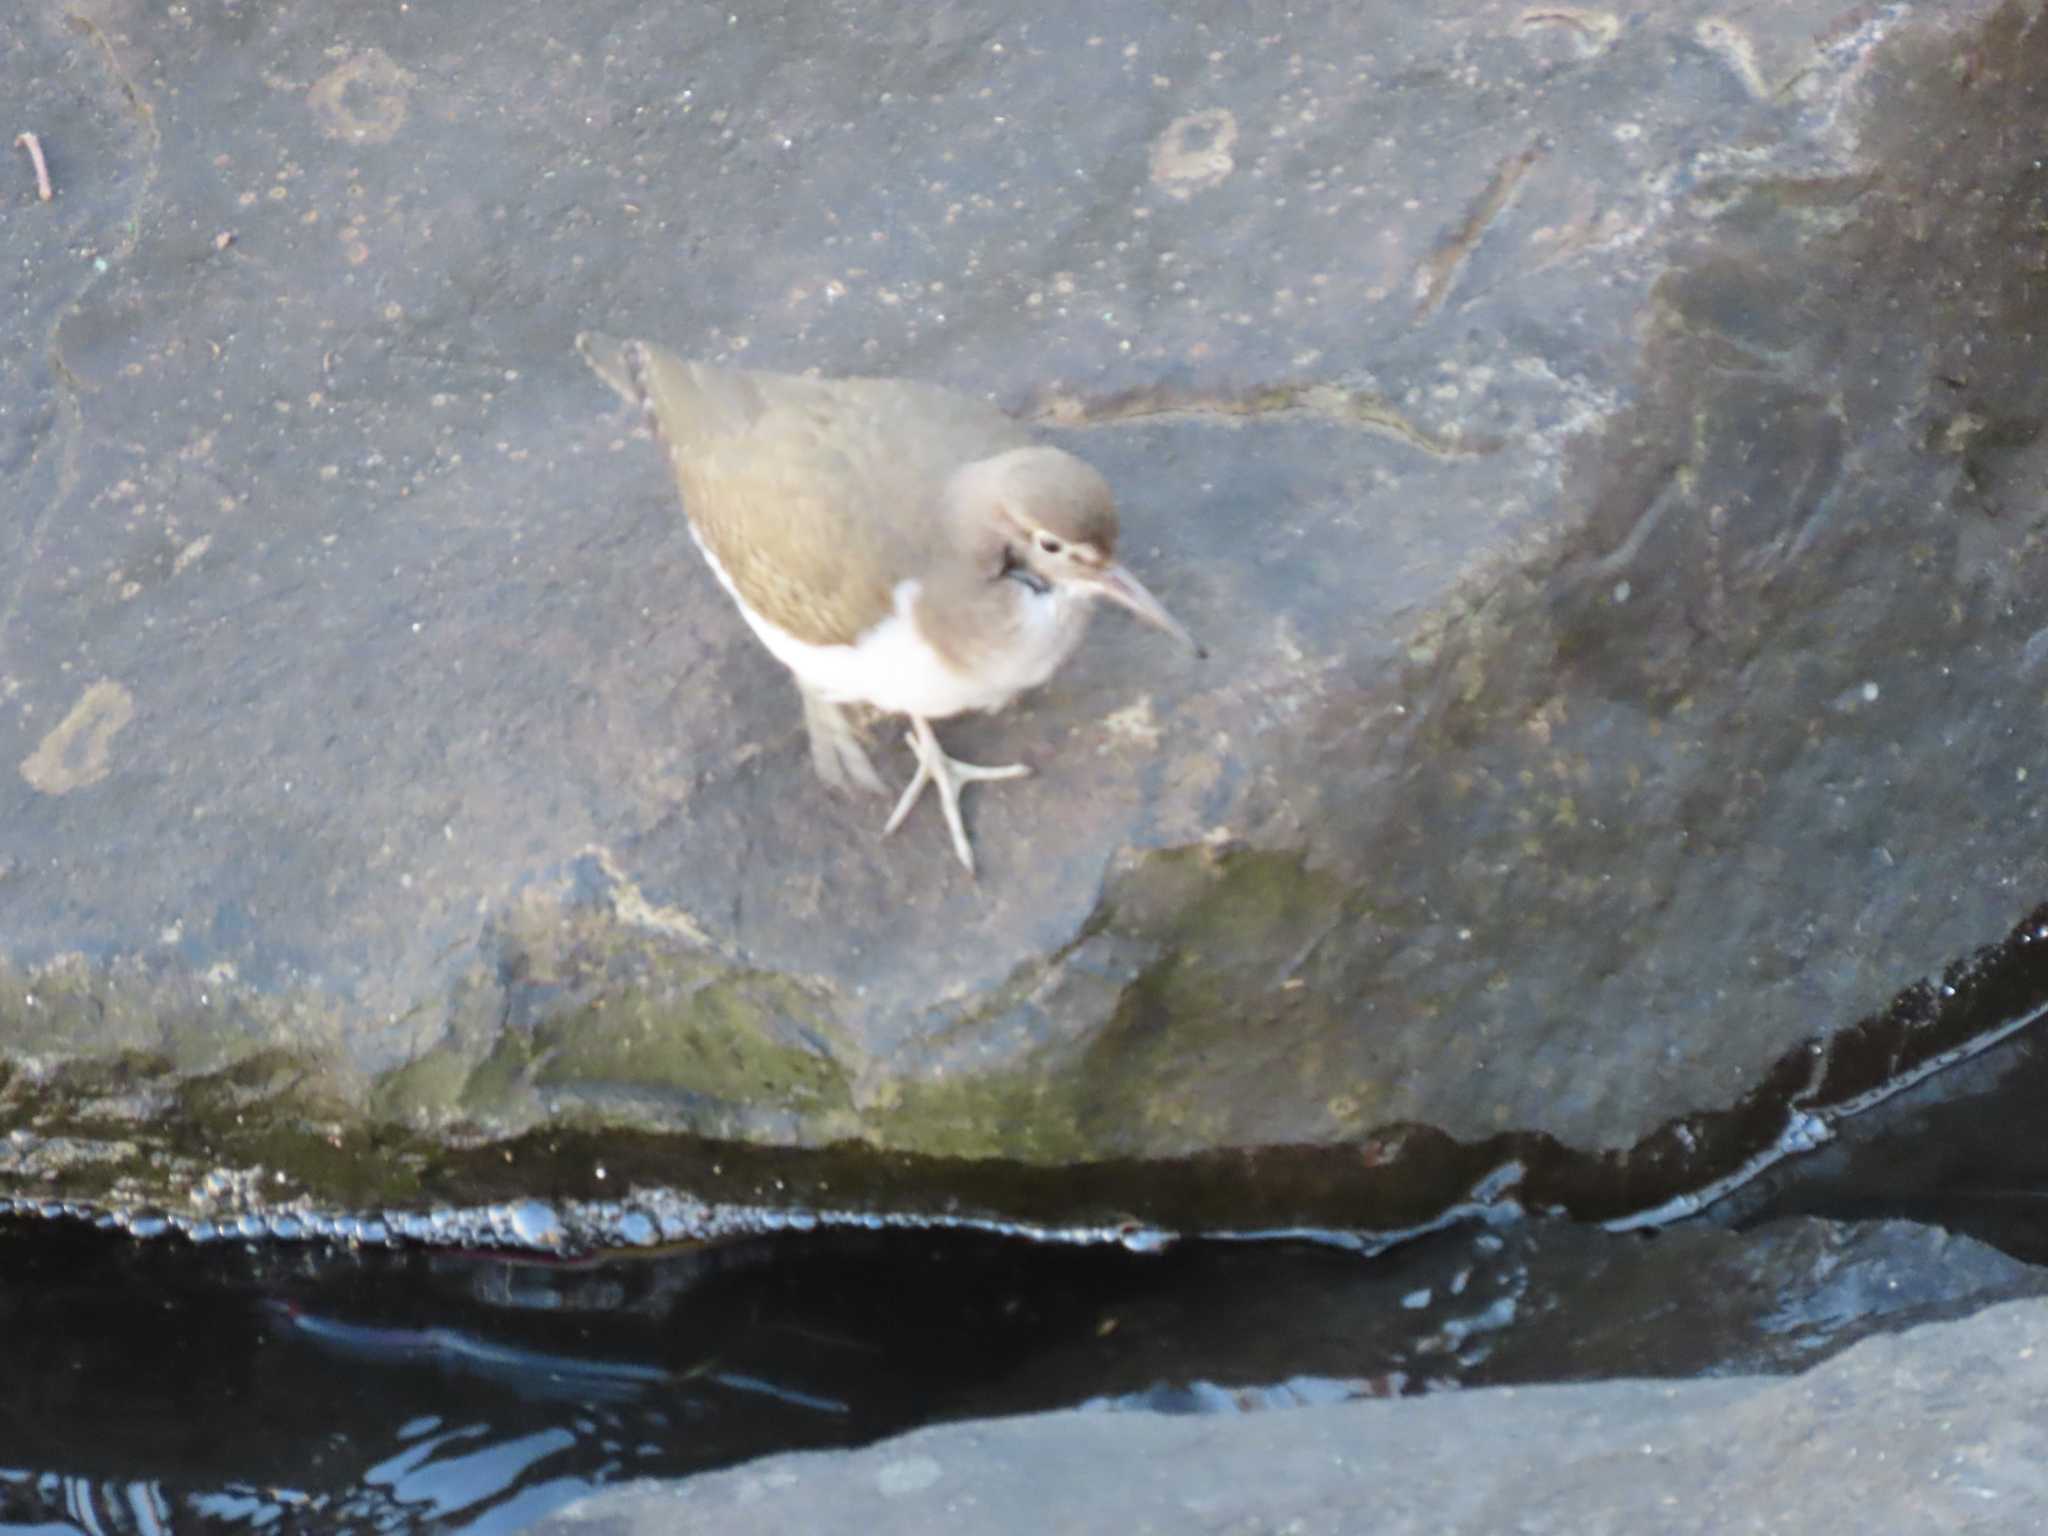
691;531;1090;720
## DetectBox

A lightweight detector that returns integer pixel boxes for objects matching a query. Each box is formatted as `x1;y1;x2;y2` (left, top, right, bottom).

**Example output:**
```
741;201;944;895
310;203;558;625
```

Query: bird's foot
800;688;886;796
882;715;1029;875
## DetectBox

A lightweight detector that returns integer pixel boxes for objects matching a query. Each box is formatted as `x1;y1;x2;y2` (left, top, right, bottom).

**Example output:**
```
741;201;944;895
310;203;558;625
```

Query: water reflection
2;1194;2039;1533
0;1219;1174;1533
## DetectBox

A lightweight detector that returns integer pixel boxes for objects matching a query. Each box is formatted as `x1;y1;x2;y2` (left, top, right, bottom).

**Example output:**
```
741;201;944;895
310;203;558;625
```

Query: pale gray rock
533;1295;2048;1536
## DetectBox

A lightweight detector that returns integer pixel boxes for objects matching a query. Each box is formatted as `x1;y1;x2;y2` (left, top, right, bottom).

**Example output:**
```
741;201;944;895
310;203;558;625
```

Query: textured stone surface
534;1293;2048;1536
2;0;2045;1219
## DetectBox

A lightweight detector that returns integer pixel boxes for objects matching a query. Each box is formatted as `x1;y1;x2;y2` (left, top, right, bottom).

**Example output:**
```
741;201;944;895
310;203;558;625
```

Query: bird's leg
881;715;1030;875
798;685;886;795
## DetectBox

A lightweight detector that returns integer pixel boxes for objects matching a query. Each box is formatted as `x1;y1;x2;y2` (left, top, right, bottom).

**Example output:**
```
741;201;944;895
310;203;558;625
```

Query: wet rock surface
1718;1019;2048;1265
535;1292;2048;1536
3;0;2046;1225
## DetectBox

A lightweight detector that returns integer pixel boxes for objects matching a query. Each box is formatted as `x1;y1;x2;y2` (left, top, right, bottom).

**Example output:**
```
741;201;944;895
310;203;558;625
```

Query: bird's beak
1086;563;1207;659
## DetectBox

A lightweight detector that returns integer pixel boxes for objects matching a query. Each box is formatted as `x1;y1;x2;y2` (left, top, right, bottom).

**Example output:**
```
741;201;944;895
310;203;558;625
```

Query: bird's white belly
693;534;1087;719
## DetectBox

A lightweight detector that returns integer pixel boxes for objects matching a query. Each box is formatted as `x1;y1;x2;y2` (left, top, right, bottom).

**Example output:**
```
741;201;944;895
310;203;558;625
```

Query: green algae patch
373;1047;473;1125
454;1029;538;1120
530;965;854;1112
864;1065;1097;1164
372;963;526;1127
337;856;871;1140
448;876;862;1132
0;952;363;1114
0;953;408;1209
866;846;1366;1162
1073;847;1361;1154
168;1055;433;1210
0;1046;440;1213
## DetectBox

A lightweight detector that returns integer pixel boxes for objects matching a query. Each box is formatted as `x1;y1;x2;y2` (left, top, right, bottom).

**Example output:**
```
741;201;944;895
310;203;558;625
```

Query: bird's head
956;446;1205;656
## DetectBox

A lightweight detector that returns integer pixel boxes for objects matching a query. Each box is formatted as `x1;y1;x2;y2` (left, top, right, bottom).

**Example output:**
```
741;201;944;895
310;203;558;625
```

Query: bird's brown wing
582;335;1030;647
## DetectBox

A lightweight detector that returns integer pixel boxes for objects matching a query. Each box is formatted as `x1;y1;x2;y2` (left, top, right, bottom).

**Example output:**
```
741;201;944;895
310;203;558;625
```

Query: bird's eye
1036;533;1064;556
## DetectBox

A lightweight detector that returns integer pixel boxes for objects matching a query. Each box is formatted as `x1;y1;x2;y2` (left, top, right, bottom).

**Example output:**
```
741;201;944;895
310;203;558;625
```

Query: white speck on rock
875;1455;943;1497
1149;108;1239;199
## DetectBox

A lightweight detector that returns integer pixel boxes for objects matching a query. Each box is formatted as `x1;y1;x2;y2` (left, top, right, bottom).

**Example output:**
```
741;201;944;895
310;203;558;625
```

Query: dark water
6;1024;2048;1533
0;1213;1629;1531
2;1220;1420;1533
1;1210;2039;1531
0;1221;1151;1532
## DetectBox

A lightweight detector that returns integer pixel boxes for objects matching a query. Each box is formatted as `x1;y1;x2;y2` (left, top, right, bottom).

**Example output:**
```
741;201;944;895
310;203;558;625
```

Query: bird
577;332;1202;875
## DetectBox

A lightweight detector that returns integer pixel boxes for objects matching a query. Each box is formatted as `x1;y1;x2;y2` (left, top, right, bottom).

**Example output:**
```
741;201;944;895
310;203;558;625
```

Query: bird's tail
575;331;771;450
575;330;642;406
